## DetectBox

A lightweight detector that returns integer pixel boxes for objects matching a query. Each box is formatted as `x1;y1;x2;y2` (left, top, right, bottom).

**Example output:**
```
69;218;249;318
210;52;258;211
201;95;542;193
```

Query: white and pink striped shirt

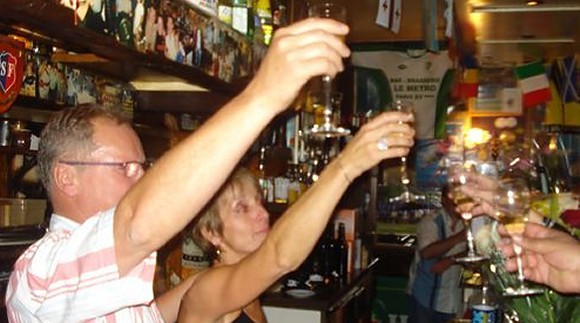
5;208;165;322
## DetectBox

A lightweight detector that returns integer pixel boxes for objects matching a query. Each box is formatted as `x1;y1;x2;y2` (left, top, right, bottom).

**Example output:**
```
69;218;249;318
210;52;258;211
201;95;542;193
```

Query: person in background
178;110;415;323
407;186;467;323
6;18;350;322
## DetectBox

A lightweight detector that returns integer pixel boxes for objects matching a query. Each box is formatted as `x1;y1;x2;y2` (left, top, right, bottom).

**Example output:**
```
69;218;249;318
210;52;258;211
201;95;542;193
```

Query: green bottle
232;0;249;35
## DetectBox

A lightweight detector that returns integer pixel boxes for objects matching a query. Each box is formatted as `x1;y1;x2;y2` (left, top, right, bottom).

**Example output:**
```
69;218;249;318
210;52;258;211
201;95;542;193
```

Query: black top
232;310;256;323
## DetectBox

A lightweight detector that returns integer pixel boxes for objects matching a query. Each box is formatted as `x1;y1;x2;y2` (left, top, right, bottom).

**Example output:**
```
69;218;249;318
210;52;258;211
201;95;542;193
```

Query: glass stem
322;75;333;125
464;218;476;256
514;244;526;286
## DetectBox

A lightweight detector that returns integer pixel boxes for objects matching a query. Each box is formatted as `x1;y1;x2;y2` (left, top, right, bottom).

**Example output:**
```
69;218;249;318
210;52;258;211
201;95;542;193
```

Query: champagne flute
494;178;544;296
307;1;350;138
448;162;487;263
392;100;415;202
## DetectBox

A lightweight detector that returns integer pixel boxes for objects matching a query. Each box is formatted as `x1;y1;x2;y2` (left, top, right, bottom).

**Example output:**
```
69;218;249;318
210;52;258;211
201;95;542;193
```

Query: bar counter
260;263;376;323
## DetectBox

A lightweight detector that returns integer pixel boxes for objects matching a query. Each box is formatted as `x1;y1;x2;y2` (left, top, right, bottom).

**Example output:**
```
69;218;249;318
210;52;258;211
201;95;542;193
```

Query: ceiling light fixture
525;0;543;6
472;4;580;13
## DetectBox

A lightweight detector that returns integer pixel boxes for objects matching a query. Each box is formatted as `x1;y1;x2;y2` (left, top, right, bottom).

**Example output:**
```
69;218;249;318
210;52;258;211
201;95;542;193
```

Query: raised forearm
421;229;465;260
264;161;351;272
115;92;276;275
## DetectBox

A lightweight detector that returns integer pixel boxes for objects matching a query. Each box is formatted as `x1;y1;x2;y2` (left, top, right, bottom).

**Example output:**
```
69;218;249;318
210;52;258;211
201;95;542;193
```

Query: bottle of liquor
218;0;233;26
336;222;349;280
254;0;273;44
232;0;249;35
272;0;287;32
246;0;256;40
180;229;210;281
321;224;337;281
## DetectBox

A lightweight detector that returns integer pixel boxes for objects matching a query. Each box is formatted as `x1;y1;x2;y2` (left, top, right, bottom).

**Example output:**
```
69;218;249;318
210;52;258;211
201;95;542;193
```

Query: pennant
391;0;402;34
514;61;551;108
423;0;439;52
375;0;401;34
457;69;478;98
444;0;454;38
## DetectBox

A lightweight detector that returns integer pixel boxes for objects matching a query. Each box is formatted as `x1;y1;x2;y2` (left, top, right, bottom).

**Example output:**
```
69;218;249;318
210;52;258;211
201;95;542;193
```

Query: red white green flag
514;61;551;108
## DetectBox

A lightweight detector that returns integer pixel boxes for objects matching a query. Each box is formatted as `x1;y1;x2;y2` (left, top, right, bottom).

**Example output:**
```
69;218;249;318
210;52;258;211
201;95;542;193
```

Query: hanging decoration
443;0;453;39
551;55;579;103
423;0;439;52
375;0;401;34
514;61;551;108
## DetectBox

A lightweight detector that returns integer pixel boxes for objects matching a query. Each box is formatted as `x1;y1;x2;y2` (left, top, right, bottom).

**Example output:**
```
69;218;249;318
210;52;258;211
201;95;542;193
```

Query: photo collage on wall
17;40;134;117
59;0;264;83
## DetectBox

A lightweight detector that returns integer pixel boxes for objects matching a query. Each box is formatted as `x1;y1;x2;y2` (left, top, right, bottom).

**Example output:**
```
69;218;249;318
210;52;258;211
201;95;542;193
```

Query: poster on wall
351;44;454;140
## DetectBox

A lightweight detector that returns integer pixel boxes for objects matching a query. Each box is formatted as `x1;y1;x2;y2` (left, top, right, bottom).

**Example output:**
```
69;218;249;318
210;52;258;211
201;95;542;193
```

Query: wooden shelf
0;0;248;97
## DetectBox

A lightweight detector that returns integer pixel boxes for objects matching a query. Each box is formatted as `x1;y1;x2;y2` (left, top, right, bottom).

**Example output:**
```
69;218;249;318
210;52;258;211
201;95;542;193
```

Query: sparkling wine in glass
448;162;487;263
392;100;415;202
494;178;544;296
307;1;349;138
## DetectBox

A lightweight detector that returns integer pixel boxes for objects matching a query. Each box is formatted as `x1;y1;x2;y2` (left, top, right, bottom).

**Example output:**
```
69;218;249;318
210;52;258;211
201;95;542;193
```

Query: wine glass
494;178;544;296
307;1;350;138
447;162;487;263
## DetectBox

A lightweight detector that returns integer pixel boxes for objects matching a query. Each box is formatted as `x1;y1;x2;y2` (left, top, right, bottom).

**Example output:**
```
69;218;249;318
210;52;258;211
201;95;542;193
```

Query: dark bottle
320;224;337;281
336;222;348;280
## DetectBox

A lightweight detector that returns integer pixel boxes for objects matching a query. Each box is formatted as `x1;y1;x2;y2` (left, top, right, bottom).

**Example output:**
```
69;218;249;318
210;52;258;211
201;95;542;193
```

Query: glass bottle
254;0;273;44
469;284;499;323
181;229;210;280
232;0;249;35
218;0;233;25
337;222;348;280
321;224;337;281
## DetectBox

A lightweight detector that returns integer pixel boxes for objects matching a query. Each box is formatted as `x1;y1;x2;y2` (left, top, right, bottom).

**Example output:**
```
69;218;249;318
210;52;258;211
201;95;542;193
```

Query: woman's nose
255;204;269;221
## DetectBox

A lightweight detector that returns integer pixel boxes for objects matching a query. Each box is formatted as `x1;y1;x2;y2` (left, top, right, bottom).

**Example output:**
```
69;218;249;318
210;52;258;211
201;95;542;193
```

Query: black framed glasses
58;160;153;178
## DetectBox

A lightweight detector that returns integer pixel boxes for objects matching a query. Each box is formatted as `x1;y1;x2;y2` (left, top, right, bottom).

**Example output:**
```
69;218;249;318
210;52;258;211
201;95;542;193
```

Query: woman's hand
335;111;415;181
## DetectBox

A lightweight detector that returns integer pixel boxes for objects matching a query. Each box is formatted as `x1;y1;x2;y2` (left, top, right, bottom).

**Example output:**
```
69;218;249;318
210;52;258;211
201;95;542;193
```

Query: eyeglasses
58;160;153;178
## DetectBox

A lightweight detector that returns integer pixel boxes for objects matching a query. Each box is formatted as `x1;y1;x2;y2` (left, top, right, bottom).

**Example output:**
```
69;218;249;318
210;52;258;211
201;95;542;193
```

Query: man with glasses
6;18;350;322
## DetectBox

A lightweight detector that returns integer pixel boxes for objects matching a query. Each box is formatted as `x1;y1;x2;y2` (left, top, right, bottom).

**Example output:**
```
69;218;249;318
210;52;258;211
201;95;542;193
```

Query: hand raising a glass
307;1;350;138
494;178;545;296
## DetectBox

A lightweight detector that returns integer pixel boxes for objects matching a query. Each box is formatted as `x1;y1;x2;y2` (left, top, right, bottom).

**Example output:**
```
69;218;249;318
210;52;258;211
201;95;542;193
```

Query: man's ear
52;163;79;197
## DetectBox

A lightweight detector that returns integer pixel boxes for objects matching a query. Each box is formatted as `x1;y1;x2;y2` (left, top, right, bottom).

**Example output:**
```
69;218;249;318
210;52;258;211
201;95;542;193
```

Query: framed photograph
469;67;522;116
468;87;523;116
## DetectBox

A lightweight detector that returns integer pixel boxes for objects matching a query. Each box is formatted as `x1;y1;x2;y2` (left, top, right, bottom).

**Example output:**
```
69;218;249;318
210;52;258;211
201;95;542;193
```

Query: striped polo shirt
5;208;164;322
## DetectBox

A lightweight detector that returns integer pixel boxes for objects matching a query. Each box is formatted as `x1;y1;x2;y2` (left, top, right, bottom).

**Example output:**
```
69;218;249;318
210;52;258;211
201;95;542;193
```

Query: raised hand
498;222;580;294
244;18;350;116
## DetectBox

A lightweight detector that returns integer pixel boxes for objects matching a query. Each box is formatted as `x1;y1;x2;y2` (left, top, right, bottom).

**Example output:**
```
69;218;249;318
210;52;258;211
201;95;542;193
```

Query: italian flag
514;61;551;108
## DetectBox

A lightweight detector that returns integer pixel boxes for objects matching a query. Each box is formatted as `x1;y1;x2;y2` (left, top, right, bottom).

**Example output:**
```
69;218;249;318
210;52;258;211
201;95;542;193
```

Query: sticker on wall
0;35;24;113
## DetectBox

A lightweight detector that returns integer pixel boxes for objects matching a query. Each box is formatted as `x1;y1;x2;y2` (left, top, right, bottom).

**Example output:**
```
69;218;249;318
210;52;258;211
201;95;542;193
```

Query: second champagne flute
448;162;487;263
392;100;414;200
494;178;544;296
307;1;350;138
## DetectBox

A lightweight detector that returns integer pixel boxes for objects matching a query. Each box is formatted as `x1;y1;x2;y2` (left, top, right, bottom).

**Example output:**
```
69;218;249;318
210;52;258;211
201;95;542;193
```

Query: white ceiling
456;0;580;66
